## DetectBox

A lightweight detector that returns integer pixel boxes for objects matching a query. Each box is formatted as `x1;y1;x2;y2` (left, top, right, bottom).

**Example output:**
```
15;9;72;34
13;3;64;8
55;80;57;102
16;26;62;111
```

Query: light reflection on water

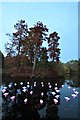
1;79;80;119
59;82;79;118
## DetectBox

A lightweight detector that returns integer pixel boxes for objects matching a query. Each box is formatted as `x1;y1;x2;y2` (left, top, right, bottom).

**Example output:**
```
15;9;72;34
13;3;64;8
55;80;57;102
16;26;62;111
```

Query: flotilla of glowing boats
1;81;79;105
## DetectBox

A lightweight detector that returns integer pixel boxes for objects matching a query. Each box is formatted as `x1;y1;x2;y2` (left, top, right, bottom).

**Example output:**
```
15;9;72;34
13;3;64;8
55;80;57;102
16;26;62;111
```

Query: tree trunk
17;39;21;68
31;47;38;77
32;54;36;77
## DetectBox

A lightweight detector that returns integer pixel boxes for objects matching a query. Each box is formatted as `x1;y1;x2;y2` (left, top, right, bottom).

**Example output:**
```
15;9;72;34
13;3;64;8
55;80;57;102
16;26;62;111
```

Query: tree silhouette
5;20;60;76
48;32;60;62
6;20;28;67
27;21;48;76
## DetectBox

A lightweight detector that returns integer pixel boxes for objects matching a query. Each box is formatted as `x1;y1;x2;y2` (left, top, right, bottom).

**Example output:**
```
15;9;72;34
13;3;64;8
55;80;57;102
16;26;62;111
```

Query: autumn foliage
5;20;61;78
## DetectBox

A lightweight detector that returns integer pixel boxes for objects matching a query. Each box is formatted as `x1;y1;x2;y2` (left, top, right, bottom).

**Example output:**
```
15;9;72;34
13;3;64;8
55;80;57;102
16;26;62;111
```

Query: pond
0;78;80;120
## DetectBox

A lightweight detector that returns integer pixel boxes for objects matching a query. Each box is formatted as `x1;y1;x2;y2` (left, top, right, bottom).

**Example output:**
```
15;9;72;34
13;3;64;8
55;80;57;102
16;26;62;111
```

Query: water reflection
1;79;80;119
59;81;79;118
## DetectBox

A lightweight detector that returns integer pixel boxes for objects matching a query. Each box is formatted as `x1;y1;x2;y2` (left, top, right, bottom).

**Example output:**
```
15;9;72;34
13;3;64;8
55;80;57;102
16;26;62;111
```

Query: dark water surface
0;78;80;120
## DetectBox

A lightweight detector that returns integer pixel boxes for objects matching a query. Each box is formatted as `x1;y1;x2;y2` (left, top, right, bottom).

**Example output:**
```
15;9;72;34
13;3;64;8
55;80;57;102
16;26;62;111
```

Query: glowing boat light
14;83;17;86
40;99;43;105
17;89;21;94
10;96;15;101
22;86;26;89
3;86;7;89
20;82;23;85
8;84;12;88
22;89;27;92
42;84;44;87
51;91;56;96
74;91;79;95
53;99;58;104
71;94;77;98
41;82;43;85
73;88;76;91
41;92;44;96
62;85;64;88
24;98;28;104
48;82;50;85
68;86;71;89
55;95;60;99
55;89;60;93
27;85;30;88
3;93;9;97
34;82;36;87
2;89;6;93
54;87;58;90
55;83;58;86
30;91;33;95
27;82;29;84
64;97;70;101
49;85;52;89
